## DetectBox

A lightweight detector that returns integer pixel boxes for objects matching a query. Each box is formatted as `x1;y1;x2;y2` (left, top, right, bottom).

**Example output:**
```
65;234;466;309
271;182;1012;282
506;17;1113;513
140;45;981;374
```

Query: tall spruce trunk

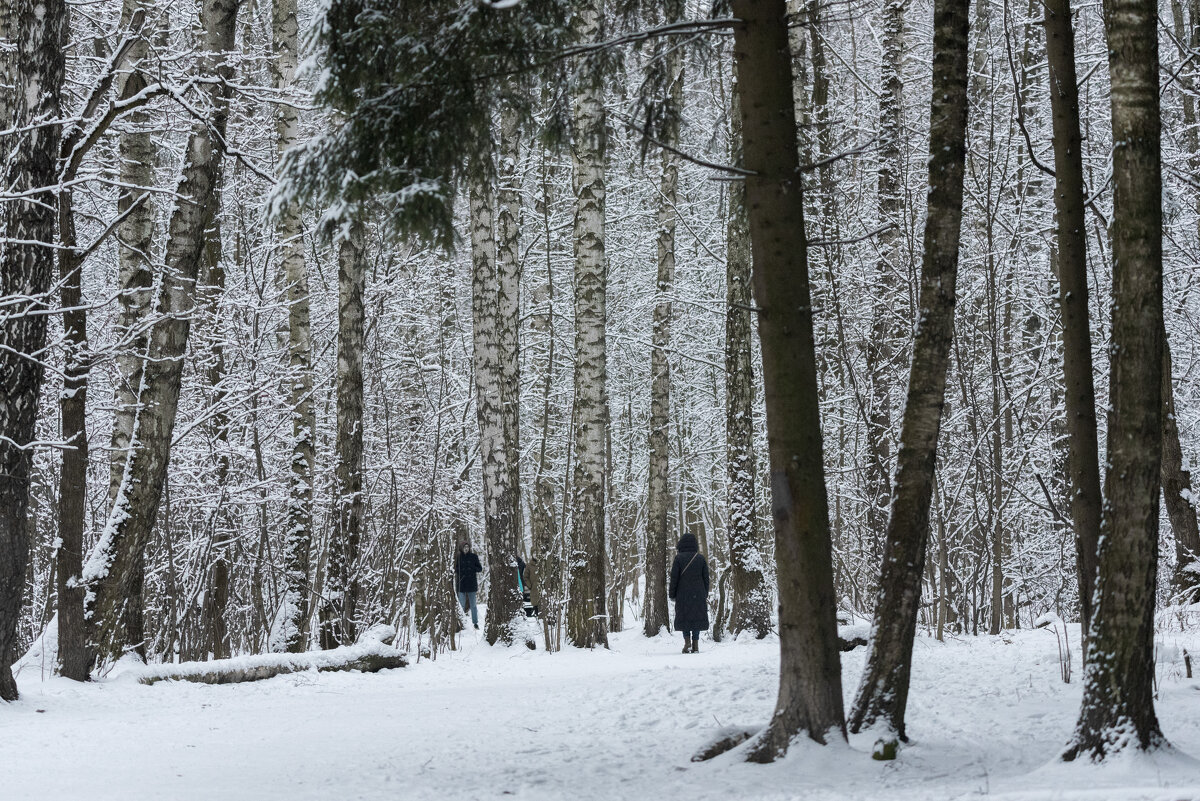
863;0;908;554
470;163;522;644
81;0;239;667
321;224;367;648
1161;339;1200;600
272;0;315;654
729;0;844;762
1044;0;1102;645
846;0;971;750
1063;0;1166;760
565;0;610;649
0;0;67;701
57;195;89;681
724;79;770;640
201;209;234;660
642;0;683;638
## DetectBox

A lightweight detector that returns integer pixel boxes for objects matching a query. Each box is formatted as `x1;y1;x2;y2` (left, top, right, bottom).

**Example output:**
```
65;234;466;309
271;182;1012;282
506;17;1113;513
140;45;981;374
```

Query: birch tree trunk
1063;0;1166;760
724;79;770;640
642;0;683;638
0;0;67;701
321;224;367;648
1044;0;1102;645
470;162;522;644
530;152;563;651
729;0;844;762
846;0;971;752
107;0;157;657
566;0;610;649
497;102;522;579
81;0;239;667
272;0;315;654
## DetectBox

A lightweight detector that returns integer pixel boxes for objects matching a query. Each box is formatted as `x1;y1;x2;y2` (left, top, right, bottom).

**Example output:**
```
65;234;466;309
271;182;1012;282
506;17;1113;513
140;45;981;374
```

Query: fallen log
136;627;406;686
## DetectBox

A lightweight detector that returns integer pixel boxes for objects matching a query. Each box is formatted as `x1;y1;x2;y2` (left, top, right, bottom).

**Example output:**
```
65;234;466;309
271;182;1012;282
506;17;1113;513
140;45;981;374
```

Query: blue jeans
684;630;700;640
457;591;478;626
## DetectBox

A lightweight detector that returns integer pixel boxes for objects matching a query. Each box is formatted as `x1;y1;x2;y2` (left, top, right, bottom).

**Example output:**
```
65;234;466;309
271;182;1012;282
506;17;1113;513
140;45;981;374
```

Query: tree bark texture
847;0;970;746
1161;338;1200;600
0;0;68;701
1044;0;1102;646
642;0;683;638
81;0;239;668
566;0;610;650
272;0;315;654
57;190;89;682
321;223;367;648
863;0;909;552
729;0;844;762
470;165;522;645
724;78;771;640
1064;0;1166;760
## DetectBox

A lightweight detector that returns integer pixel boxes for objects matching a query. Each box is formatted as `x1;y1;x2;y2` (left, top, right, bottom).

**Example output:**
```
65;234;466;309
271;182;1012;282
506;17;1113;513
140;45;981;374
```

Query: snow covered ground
7;619;1200;801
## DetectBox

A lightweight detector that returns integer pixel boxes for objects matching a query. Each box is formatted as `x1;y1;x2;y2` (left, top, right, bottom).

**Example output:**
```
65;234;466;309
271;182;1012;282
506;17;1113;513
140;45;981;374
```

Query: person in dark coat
669;532;710;653
455;541;483;629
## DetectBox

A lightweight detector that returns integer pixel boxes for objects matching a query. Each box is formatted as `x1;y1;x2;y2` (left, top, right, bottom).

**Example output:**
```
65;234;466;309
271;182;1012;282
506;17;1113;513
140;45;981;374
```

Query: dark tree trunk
322;224;367;648
56;197;89;682
1063;0;1166;760
846;0;971;750
729;0;844;762
642;0;683;638
1044;0;1102;647
0;0;68;701
724;77;770;640
1161;338;1200;601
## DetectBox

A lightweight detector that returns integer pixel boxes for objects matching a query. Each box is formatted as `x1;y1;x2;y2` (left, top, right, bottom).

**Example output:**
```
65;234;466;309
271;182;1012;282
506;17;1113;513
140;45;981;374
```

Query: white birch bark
271;0;315;654
81;0;239;667
566;0;609;649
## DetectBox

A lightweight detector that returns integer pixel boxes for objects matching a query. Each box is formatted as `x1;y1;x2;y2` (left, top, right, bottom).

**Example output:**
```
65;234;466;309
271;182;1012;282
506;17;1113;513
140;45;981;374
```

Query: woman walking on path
455;541;483;629
669;532;710;653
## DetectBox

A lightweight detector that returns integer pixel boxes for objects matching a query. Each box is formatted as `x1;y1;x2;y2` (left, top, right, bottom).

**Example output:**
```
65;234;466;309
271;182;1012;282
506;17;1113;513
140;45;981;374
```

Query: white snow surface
7;621;1200;801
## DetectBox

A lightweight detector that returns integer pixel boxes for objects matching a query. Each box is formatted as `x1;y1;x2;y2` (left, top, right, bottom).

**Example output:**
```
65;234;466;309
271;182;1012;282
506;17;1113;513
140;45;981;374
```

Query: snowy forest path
7;627;1200;800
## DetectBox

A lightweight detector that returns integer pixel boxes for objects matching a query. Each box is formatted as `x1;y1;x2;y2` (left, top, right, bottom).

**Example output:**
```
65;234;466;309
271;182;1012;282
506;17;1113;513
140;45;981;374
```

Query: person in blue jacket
669;532;710;653
455;541;483;629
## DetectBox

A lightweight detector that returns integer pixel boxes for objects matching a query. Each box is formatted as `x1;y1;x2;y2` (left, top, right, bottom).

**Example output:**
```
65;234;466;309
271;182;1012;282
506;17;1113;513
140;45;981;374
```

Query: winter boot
691;637;700;654
682;636;691;654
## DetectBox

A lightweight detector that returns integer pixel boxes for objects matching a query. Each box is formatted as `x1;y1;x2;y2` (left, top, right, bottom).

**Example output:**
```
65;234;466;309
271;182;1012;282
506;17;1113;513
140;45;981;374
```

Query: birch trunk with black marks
471;162;522;645
1044;0;1102;644
846;0;970;752
642;0;682;638
1063;0;1166;760
0;0;67;700
565;0;610;650
497;102;522;584
728;0;844;762
81;0;239;668
321;224;367;648
107;0;157;658
724;80;770;640
272;0;315;654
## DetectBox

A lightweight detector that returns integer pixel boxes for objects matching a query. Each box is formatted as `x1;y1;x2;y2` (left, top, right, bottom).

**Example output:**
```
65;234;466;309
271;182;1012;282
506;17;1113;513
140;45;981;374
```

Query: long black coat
669;533;710;631
456;551;483;593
